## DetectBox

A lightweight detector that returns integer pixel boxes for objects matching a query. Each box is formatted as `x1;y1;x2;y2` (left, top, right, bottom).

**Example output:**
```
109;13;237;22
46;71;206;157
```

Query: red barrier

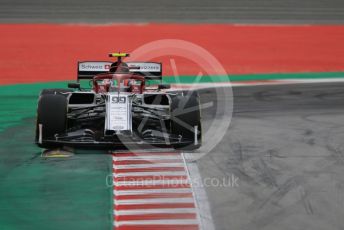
1;24;344;84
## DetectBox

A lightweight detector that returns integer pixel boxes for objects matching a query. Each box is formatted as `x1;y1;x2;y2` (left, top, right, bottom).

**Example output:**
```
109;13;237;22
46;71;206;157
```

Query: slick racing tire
40;88;72;97
171;92;202;150
35;94;68;149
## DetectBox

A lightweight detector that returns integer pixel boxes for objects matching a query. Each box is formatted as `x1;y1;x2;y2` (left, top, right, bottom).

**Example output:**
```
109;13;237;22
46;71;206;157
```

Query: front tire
171;92;202;150
35;94;68;149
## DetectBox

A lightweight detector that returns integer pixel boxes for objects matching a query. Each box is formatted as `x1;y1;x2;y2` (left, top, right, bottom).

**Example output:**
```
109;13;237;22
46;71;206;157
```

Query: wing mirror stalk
68;83;81;89
158;84;171;90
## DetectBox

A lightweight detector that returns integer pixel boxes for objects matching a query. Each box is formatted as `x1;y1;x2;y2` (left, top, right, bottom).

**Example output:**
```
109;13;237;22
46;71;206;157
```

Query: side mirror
158;84;171;90
68;83;81;89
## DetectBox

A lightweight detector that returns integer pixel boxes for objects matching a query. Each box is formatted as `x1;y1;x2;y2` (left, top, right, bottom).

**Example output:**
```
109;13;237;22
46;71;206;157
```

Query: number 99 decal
112;96;126;103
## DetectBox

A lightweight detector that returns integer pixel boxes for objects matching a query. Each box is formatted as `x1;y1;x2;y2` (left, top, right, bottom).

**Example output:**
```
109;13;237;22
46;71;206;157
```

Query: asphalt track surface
198;82;344;230
1;0;344;24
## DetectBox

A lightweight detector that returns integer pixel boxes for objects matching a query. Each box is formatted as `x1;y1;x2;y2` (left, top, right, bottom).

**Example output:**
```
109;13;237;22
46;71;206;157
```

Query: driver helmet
109;62;129;73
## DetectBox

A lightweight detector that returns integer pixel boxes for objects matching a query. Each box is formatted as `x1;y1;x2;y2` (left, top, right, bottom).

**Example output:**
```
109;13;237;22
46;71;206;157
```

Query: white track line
115;208;197;215
114;188;193;195
113;163;185;169
115;219;199;227
114;179;190;186
113;188;192;196
114;197;196;205
113;156;182;160
114;171;187;177
168;77;344;90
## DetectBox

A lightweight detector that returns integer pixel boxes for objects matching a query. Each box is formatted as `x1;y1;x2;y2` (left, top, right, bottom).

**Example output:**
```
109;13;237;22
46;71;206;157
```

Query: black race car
35;53;202;150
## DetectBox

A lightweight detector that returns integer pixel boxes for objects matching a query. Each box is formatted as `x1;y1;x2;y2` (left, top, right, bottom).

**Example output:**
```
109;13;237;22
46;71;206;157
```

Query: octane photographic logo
120;39;233;161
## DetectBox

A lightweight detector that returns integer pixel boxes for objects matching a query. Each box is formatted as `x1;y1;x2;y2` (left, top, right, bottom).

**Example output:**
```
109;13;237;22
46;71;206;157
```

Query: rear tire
35;94;68;149
171;92;202;150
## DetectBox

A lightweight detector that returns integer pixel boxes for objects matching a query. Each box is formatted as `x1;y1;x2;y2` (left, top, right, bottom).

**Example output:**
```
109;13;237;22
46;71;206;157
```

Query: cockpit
93;74;145;94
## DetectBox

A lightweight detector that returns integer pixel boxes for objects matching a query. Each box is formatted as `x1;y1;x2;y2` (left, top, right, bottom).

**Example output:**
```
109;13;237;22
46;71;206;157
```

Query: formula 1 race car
35;53;202;150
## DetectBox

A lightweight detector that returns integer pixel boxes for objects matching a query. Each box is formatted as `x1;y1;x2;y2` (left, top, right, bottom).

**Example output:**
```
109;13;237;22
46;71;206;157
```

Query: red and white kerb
113;151;200;230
